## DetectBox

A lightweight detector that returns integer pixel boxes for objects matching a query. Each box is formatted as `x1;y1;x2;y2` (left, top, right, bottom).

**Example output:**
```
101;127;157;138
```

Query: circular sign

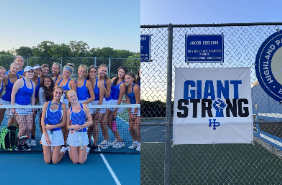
255;31;282;102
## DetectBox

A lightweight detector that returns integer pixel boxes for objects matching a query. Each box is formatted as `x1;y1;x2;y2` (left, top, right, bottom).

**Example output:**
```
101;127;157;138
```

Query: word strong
177;80;249;118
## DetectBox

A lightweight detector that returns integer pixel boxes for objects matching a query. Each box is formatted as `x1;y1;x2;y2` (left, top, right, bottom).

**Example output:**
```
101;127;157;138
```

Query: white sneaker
98;140;107;148
100;140;111;149
111;139;118;147
25;140;31;147
136;143;141;152
112;142;125;149
30;139;36;147
60;146;67;154
128;143;137;150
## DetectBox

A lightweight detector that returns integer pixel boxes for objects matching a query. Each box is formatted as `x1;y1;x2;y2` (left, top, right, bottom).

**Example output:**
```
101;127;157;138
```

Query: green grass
141;141;282;185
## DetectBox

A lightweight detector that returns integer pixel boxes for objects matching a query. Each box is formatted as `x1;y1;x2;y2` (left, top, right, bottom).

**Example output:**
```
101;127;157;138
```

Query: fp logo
209;119;220;130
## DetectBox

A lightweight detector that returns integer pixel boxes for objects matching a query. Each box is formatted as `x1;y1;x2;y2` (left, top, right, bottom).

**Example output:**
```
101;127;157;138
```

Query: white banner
173;68;253;144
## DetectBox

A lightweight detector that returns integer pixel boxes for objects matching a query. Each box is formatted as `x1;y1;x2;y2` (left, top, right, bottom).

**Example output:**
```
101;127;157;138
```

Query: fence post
26;57;29;66
109;57;111;77
60;57;63;74
164;23;173;185
94;57;96;67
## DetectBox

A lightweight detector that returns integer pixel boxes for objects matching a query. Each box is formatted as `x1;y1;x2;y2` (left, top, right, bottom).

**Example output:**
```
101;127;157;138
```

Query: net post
164;23;173;185
61;57;63;74
109;57;111;77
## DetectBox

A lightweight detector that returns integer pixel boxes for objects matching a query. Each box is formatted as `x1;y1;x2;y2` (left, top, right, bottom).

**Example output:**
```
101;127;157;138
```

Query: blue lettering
203;80;215;100
230;80;242;99
184;80;195;99
217;80;229;99
197;80;202;99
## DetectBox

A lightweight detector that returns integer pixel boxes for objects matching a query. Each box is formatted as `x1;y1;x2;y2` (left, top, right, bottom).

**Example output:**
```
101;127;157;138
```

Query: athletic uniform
40;101;64;146
34;77;40;99
0;81;3;93
127;83;140;116
91;78;105;113
75;79;93;114
111;80;124;113
58;78;71;108
0;74;19;105
54;76;59;84
67;103;89;147
14;78;34;115
103;80;113;111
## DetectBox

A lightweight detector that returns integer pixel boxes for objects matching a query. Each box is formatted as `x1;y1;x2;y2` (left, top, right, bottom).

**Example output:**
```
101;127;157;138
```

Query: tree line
0;40;140;75
0;40;139;58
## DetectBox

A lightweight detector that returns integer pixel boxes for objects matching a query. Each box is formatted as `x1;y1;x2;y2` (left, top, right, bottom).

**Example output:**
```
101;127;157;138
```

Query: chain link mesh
141;24;282;184
0;56;140;78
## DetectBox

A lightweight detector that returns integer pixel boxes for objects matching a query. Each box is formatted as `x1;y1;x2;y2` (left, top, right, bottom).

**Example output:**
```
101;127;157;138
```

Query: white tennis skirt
103;98;114;111
131;107;140;116
41;129;64;146
13;104;32;115
0;99;13;118
66;130;88;147
111;100;124;113
0;99;11;105
91;100;106;114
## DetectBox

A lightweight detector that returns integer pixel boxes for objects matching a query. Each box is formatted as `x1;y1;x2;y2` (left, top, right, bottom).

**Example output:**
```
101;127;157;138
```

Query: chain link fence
141;23;282;184
0;56;140;78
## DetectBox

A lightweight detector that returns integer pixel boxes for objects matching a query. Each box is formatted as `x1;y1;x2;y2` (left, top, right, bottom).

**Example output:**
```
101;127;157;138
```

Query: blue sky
141;0;282;25
0;0;140;52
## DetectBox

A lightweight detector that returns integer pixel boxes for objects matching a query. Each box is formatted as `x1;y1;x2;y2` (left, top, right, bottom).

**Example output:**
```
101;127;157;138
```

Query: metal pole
164;23;173;185
61;57;63;74
26;57;28;66
109;57;111;78
94;57;96;67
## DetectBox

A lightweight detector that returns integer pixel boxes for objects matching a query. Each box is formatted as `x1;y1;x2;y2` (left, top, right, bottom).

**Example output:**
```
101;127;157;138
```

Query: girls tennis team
0;56;141;164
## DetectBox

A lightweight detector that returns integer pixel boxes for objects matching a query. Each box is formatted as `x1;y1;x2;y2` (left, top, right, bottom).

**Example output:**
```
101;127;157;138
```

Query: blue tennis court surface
0;153;140;185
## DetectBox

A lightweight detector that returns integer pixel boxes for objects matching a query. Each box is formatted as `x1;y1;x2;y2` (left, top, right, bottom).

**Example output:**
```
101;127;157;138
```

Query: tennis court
0;105;140;185
141;118;282;184
0;153;140;185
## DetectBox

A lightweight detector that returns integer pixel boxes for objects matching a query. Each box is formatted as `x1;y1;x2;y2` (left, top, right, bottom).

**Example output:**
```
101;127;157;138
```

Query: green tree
123;54;140;73
16;46;33;56
69;41;89;57
49;44;71;57
32;41;54;57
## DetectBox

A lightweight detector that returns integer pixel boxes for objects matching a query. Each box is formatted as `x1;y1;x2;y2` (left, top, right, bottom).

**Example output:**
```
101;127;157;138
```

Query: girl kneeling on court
41;86;67;164
66;90;93;164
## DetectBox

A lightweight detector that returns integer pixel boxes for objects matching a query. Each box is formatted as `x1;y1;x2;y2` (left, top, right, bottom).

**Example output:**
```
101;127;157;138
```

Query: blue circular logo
255;31;282;102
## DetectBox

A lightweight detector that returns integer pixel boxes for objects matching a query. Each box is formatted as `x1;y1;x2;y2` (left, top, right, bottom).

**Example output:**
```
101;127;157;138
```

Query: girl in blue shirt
41;86;67;164
51;62;62;84
86;66;105;151
66;90;93;164
0;66;8;126
1;62;20;127
109;66;127;149
11;66;36;151
125;72;141;151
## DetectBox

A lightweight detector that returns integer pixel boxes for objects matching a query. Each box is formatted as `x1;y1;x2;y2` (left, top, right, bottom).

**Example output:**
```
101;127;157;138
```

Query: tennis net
0;104;140;154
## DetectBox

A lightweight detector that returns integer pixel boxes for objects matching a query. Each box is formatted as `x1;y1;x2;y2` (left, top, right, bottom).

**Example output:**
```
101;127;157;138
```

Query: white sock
133;140;137;144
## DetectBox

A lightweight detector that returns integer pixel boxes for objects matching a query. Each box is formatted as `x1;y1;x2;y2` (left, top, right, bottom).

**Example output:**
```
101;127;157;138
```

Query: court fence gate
140;22;282;185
